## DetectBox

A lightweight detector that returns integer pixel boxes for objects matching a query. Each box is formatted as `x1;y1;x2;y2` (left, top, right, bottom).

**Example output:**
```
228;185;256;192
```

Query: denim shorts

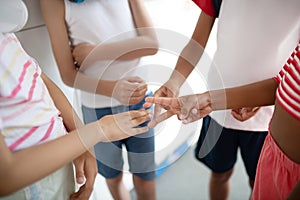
195;115;267;180
82;94;156;181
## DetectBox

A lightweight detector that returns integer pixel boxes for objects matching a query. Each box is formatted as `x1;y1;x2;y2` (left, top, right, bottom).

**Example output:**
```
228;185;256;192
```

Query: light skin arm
0;108;150;196
40;0;115;97
40;0;154;105
0;73;150;196
41;73;97;199
71;0;159;68
144;78;277;124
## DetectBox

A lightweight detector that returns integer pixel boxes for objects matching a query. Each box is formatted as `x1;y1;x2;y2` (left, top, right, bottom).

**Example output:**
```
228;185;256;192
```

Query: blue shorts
82;94;156;181
195;116;267;180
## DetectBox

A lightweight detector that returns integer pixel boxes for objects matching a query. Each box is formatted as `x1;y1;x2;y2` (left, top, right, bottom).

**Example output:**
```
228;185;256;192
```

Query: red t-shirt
192;0;222;17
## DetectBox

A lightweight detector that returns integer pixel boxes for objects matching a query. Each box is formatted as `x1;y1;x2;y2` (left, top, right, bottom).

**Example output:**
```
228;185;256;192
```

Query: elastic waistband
266;132;300;173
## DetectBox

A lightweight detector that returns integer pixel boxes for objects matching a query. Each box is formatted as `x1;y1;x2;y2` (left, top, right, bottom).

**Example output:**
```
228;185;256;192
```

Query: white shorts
0;163;75;200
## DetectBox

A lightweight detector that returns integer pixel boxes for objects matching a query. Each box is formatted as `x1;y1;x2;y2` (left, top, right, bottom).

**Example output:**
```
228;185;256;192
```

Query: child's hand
144;92;212;126
72;43;95;66
143;80;180;127
98;109;151;142
112;76;147;106
71;151;97;200
231;107;260;122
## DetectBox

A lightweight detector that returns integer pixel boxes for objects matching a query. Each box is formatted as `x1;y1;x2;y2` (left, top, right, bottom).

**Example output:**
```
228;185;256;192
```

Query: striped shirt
274;42;300;121
0;33;67;152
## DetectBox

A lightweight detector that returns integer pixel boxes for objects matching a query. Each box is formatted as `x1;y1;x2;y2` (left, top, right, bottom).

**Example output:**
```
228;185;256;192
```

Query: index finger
145;97;180;109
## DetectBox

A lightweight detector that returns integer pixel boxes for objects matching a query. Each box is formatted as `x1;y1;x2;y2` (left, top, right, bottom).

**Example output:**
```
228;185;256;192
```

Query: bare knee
133;175;156;200
106;173;123;186
211;168;234;184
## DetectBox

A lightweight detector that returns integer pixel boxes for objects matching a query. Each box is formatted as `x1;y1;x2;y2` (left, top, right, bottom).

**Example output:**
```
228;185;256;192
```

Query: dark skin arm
144;78;277;124
149;11;215;127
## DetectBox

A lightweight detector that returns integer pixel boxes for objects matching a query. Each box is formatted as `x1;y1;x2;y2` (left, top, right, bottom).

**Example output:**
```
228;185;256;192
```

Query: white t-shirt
206;0;300;131
64;0;142;108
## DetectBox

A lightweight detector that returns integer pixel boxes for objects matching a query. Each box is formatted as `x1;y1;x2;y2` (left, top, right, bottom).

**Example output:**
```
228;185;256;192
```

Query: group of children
0;0;299;200
145;0;299;199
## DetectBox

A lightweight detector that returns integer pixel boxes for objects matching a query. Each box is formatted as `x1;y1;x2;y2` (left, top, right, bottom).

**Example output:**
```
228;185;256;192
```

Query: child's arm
211;78;277;110
145;11;215;127
40;0;151;106
41;73;83;131
145;78;277;124
0;109;150;196
72;0;159;68
41;0;158;70
40;0;115;97
166;11;215;89
41;73;97;199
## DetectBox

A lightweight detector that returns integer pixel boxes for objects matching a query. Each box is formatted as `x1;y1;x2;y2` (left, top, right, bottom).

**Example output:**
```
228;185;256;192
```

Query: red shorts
251;132;300;200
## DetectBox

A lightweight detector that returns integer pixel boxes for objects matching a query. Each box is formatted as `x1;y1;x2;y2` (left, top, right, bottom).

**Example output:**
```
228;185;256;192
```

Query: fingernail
192;108;197;114
77;177;85;184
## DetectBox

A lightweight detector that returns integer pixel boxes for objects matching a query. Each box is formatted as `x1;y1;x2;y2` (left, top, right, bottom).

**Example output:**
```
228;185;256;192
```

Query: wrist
168;74;185;88
208;90;227;110
164;79;181;95
97;80;116;97
77;121;103;148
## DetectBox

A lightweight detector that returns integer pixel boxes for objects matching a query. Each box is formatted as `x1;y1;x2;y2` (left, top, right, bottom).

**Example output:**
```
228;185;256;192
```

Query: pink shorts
251;132;300;200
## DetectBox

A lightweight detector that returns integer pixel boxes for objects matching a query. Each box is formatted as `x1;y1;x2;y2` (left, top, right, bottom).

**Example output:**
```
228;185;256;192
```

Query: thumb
127;76;144;83
74;161;86;184
180;106;189;120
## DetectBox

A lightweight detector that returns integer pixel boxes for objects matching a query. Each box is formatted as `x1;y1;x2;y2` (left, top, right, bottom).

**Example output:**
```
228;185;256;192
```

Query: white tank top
207;0;300;131
64;0;141;108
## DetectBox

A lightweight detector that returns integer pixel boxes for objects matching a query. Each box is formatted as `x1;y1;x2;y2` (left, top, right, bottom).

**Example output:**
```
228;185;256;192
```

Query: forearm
80;0;159;68
59;69;116;98
0;122;101;196
168;12;215;87
169;41;204;87
42;73;84;131
80;37;158;71
210;78;278;110
128;0;157;39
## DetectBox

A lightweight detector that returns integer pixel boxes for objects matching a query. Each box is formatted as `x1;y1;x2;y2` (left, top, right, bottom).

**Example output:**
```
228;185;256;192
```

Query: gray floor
131;145;251;200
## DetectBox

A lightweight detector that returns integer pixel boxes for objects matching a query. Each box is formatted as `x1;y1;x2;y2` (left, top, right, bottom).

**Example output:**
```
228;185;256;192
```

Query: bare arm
41;73;83;130
40;0;115;97
42;73;97;199
0;107;150;196
167;12;215;88
0;73;150;196
71;0;159;68
211;78;277;110
147;12;215;127
144;78;278;125
0;122;99;196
